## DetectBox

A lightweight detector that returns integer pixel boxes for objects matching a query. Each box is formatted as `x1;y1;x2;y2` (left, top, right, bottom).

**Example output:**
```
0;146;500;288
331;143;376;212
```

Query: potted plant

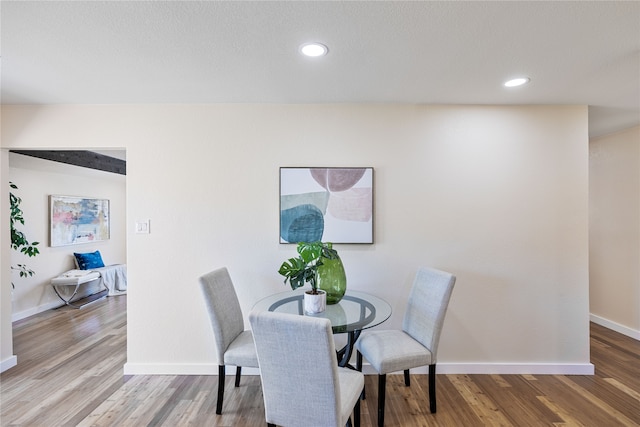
278;241;343;314
9;182;40;288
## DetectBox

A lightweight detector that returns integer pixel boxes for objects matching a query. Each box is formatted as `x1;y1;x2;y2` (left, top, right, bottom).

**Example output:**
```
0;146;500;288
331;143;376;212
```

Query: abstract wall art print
50;195;110;247
280;167;373;244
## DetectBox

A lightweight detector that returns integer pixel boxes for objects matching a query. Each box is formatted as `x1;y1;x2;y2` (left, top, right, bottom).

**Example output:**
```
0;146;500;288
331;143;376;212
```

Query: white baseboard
435;363;594;375
12;300;63;322
360;363;593;375
1;355;18;373
590;314;640;341
123;362;593;376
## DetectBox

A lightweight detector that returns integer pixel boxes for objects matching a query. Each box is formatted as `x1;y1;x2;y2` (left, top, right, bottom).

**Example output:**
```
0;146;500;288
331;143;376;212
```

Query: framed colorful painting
50;195;110;247
280;167;374;244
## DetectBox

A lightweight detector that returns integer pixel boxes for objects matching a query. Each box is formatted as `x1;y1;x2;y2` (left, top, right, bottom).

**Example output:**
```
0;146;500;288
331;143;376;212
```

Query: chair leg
378;374;386;427
235;366;242;387
216;365;226;414
404;369;410;386
354;388;361;427
429;364;436;413
356;351;366;400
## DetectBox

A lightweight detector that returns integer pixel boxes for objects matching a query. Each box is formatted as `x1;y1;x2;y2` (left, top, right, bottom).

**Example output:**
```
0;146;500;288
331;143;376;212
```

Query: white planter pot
304;290;326;315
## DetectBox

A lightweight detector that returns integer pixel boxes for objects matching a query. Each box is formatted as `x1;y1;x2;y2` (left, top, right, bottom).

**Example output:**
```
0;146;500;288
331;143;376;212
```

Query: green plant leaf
297;241;323;263
9;182;39;282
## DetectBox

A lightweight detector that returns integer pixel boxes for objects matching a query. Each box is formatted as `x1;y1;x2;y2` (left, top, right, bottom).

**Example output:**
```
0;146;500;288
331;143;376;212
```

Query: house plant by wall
278;241;347;313
9;182;40;287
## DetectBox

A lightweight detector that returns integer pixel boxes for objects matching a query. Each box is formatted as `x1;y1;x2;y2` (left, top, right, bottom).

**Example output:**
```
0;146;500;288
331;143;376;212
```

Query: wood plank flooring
2;295;639;426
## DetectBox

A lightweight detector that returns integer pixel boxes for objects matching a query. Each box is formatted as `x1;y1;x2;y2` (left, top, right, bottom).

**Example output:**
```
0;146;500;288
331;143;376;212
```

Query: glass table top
253;289;392;334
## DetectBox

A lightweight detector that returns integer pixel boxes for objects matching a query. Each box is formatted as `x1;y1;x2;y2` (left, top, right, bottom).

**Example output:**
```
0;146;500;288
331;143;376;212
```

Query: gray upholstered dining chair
249;310;364;427
355;267;456;427
199;267;259;415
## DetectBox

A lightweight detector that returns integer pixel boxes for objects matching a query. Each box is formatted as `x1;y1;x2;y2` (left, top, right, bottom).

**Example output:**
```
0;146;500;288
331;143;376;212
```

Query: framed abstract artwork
50;195;110;247
280;167;374;244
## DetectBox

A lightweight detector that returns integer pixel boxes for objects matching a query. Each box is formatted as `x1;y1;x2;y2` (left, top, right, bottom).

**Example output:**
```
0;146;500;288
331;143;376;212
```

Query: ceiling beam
10;150;126;175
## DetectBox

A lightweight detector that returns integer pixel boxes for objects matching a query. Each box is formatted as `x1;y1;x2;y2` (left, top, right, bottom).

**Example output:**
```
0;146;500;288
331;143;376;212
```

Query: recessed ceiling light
504;77;530;87
300;42;328;57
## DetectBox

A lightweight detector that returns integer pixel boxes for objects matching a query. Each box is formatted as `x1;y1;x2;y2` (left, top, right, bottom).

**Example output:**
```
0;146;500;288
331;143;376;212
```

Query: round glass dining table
253;288;392;367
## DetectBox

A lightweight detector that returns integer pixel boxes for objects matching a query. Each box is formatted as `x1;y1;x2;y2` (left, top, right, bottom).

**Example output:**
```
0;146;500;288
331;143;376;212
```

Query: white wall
1;104;592;375
8;153;126;320
589;125;640;339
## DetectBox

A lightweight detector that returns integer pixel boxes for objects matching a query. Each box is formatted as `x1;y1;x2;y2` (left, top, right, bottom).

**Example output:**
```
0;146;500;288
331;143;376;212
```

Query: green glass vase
317;255;347;304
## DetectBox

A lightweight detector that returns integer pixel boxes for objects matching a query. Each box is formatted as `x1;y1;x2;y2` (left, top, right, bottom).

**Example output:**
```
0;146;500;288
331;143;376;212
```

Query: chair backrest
402;267;456;361
249;310;343;427
199;267;245;363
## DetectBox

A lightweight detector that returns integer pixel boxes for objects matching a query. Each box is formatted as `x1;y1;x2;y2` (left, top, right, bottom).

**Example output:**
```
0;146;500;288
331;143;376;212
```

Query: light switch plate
135;220;150;234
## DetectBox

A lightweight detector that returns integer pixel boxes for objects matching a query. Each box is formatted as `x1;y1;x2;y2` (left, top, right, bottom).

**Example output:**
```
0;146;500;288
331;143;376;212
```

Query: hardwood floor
2;295;639;426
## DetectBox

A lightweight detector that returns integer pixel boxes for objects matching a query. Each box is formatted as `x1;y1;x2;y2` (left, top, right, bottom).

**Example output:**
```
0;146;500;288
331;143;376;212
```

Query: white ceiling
2;1;639;138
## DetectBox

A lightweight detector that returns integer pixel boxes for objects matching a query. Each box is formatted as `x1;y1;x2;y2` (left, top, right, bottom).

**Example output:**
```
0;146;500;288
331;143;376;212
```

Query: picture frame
50;195;110;247
280;167;374;244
